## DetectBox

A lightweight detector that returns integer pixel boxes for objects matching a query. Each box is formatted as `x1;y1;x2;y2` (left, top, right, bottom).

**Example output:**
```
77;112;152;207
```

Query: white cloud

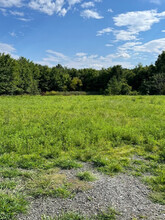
0;0;22;7
117;52;130;59
76;52;87;57
0;0;103;17
88;54;98;58
46;50;68;59
150;0;161;5
107;8;113;13
114;10;160;32
9;31;17;37
28;0;83;16
67;0;82;5
81;1;95;8
0;0;83;16
133;38;165;53
114;30;137;41
112;10;165;41
0;42;15;54
59;8;67;16
97;27;113;36
37;49;132;69
0;8;7;16
118;42;142;51
0;42;19;59
162;30;165;32
118;38;165;55
105;44;113;47
17;17;32;22
10;10;24;16
81;9;103;19
29;0;66;16
97;10;165;42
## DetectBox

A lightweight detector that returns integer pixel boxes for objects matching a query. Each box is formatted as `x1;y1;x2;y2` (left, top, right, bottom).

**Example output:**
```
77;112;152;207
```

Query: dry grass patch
67;178;92;193
25;171;71;198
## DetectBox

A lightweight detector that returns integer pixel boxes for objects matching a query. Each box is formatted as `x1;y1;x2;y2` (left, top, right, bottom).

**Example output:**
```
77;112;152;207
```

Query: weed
150;192;165;205
0;168;21;178
96;207;119;219
0;168;31;179
42;212;86;220
41;207;119;220
76;172;96;181
0;180;17;190
0;192;28;220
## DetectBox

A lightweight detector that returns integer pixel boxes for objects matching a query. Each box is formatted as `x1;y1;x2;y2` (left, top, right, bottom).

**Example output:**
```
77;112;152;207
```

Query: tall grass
0;95;165;171
0;95;165;218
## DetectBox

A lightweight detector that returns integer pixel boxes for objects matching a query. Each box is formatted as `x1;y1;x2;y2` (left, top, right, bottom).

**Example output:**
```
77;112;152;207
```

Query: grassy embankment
0;95;164;219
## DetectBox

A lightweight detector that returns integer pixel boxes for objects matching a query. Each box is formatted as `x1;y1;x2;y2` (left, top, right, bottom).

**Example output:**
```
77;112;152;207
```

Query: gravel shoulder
18;163;165;220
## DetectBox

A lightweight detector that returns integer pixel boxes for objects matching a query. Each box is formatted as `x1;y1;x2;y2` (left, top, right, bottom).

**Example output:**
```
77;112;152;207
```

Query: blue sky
0;0;165;69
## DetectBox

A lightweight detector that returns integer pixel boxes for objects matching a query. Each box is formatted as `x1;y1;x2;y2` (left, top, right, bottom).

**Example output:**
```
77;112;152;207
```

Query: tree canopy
0;51;165;95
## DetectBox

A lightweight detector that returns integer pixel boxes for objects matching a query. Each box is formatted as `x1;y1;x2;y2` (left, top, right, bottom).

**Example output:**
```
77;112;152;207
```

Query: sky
0;0;165;69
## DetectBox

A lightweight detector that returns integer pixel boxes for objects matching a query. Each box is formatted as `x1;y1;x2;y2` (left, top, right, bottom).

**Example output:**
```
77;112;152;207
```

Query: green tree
105;77;121;95
0;54;21;95
38;65;51;92
142;73;165;95
155;51;165;73
49;67;71;91
18;57;39;94
70;77;82;91
105;77;131;95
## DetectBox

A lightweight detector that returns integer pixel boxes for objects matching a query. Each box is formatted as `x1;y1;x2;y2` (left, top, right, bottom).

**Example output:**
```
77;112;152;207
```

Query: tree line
0;51;165;95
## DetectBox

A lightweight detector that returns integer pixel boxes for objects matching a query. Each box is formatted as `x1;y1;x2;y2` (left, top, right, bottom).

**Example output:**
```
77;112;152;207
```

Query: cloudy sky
0;0;165;69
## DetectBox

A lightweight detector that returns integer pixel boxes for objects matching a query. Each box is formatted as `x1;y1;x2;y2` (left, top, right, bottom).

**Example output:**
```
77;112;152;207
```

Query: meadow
0;95;165;219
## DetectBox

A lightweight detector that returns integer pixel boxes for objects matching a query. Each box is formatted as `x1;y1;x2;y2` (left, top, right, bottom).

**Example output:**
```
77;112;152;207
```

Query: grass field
0;95;165;219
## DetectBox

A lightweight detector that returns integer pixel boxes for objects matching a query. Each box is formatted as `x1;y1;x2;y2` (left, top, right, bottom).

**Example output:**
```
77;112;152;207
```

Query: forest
0;51;165;95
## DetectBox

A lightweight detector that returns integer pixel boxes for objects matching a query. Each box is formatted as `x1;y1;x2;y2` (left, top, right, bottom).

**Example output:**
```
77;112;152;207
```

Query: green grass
54;158;82;169
0;180;17;190
0;168;31;178
0;192;28;220
76;172;96;181
0;95;165;217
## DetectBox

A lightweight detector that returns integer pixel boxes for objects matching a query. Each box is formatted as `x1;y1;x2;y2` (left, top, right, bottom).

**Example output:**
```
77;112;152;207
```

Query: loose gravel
18;163;165;220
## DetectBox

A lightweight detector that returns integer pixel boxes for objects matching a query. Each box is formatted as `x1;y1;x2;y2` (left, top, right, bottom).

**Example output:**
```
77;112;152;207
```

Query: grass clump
42;207;119;220
0;192;28;220
143;169;165;204
17;154;48;169
26;171;71;198
149;192;165;205
67;179;92;192
42;212;86;220
54;158;82;170
98;163;123;175
76;172;96;182
0;168;32;179
0;168;21;178
96;207;119;220
0;180;17;190
92;157;123;175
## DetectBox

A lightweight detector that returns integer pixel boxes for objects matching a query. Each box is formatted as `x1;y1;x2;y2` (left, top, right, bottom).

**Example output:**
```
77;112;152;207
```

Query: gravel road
18;163;165;220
